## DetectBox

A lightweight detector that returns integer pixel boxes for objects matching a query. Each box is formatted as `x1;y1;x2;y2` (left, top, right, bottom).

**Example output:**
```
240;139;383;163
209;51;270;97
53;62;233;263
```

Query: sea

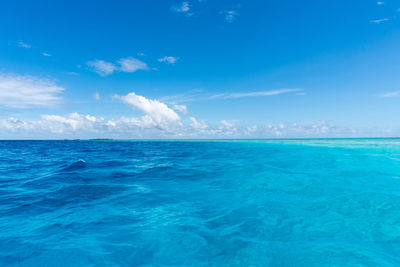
1;139;400;266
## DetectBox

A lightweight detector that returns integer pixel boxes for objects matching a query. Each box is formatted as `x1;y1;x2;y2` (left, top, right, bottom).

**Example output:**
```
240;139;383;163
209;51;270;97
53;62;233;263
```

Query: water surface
1;140;400;266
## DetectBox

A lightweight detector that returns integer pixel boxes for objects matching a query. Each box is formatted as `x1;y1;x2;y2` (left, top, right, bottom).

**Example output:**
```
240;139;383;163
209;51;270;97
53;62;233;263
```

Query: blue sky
0;0;400;139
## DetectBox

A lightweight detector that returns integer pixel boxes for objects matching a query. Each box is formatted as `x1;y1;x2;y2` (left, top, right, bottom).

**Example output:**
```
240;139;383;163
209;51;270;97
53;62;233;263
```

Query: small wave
143;166;173;172
59;159;87;172
100;160;127;168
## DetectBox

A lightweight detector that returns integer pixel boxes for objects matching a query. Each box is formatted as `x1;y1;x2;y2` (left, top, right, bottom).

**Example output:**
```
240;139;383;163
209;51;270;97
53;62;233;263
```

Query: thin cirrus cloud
210;88;303;99
17;41;31;49
67;72;79;76
370;18;390;23
379;91;400;98
16;41;52;57
0;73;64;108
158;56;179;64
86;57;148;76
159;88;303;103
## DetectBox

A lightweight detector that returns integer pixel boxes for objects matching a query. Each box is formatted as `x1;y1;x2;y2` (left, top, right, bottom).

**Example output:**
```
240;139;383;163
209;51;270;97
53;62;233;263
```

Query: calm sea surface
1;139;400;266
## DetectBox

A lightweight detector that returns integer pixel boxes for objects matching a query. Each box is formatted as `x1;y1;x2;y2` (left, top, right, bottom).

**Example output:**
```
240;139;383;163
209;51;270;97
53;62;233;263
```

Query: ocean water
1;140;400;266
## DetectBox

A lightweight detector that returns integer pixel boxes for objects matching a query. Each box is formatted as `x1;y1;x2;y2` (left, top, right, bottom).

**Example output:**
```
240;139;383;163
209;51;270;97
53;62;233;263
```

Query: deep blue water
1;140;400;266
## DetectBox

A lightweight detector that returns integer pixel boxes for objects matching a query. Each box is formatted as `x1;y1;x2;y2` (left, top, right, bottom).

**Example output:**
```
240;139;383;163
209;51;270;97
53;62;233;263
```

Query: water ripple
1;140;400;266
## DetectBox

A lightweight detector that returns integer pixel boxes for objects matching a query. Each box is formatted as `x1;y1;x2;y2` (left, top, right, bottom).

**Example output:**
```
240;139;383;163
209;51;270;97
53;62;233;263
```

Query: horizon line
1;137;400;141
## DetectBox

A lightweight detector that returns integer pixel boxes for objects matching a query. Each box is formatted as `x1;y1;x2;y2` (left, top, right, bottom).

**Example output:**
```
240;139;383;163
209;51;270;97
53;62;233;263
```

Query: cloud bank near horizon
0;71;395;139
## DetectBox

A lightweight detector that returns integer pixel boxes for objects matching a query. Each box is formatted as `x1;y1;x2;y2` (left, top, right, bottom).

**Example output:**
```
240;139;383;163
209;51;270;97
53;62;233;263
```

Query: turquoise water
1;139;400;266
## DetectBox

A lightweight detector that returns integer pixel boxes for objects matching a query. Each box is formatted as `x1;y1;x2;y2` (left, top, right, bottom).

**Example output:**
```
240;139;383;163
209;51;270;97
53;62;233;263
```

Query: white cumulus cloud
245;125;257;135
218;120;237;135
115;92;181;129
38;113;104;133
0;73;64;108
1;112;392;139
189;117;209;130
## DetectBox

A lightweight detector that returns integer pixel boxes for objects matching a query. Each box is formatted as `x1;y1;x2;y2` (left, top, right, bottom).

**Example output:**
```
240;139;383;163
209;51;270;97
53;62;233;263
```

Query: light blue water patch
1;140;400;266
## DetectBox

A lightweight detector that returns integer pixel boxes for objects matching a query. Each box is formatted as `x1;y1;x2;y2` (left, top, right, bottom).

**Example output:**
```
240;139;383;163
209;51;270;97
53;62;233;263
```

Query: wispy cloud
87;60;117;76
171;1;194;16
0;73;64;108
379;91;400;98
172;104;187;114
17;41;31;49
377;1;385;5
210;89;303;99
370;18;390;23
118;57;149;72
158;89;205;103
296;92;307;96
160;88;303;103
67;72;79;76
158;56;179;64
87;57;148;76
222;10;238;23
94;92;100;100
41;52;52;57
172;1;191;13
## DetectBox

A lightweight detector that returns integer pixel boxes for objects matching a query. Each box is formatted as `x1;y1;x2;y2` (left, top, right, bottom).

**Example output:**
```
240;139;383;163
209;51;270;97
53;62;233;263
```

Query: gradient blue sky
1;0;400;139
